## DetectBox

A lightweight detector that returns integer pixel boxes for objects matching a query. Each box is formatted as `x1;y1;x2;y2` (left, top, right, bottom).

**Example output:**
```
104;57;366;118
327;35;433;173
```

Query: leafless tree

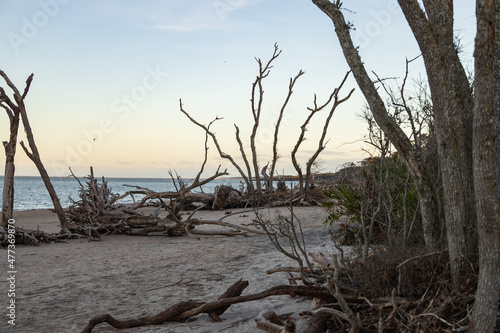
0;71;69;232
0;70;33;228
180;43;304;195
291;71;354;200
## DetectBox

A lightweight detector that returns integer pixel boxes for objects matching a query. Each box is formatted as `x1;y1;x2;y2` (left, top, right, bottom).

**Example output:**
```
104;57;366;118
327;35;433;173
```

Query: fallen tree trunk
82;279;249;333
82;280;334;333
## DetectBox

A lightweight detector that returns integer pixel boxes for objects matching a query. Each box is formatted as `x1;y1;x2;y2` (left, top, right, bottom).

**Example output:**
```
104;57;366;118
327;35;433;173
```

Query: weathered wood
209;279;249;321
0;71;33;227
82;279;249;333
82;280;336;332
16;74;69;232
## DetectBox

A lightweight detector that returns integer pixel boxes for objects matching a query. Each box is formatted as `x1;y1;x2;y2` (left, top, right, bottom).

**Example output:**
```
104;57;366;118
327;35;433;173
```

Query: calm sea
0;176;251;211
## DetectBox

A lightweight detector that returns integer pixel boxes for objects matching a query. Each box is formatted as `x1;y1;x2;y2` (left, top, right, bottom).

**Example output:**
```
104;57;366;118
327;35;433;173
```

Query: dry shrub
334;247;483;332
341;246;452;299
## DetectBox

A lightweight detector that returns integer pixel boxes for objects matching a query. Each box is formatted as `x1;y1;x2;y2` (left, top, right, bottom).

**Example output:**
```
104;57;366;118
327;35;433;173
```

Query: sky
0;0;476;179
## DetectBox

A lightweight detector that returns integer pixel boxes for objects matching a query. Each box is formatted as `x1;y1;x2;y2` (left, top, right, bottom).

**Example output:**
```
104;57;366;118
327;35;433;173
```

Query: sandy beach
2;206;335;332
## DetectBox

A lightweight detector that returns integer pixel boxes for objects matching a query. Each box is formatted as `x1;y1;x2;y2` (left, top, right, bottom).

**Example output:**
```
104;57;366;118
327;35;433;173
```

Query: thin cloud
90;0;258;32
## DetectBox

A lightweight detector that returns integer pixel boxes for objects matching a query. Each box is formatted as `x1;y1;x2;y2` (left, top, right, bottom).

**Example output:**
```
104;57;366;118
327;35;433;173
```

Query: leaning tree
0;71;69;232
310;1;499;332
0;70;32;228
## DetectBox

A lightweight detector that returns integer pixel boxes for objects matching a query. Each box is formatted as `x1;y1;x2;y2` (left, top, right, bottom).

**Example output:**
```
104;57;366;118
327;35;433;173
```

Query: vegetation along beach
1;1;499;332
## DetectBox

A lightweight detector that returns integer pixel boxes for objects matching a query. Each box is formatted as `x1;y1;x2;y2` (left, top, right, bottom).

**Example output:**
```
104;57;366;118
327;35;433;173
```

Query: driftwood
66;168;264;239
116;185;214;209
82;280;335;333
255;309;331;333
0;226;82;247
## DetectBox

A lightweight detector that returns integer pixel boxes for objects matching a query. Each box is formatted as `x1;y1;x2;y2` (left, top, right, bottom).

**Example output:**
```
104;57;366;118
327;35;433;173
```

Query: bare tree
267;69;305;191
0;70;33;228
291;71;354;200
8;73;69;232
181;44;304;195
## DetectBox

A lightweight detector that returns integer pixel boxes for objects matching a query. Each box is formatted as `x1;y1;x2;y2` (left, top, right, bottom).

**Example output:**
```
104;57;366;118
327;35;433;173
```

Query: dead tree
291;71;354;200
12;73;69;232
268;68;305;190
180;43;304;195
0;70;33;228
67;167;261;239
255;206;360;332
65;121;266;239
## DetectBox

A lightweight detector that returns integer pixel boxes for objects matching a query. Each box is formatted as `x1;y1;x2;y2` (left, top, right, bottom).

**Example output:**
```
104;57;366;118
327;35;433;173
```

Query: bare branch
179;100;251;189
269;69;305;189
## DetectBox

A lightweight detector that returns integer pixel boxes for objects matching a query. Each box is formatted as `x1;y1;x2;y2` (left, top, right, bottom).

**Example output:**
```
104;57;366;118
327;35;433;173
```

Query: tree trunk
17;95;69;232
269;70;305;192
310;0;440;251
414;174;441;249
396;0;476;288
470;1;500;331
1;111;20;228
1;71;34;228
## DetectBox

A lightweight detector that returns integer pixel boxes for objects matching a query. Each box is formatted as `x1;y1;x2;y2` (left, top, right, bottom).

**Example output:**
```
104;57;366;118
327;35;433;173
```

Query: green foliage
323;183;361;226
323;153;422;246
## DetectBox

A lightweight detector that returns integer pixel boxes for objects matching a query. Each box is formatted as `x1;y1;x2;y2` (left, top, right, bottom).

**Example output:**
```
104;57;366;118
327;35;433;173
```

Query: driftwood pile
65;168;264;240
0;225;72;247
82;278;339;333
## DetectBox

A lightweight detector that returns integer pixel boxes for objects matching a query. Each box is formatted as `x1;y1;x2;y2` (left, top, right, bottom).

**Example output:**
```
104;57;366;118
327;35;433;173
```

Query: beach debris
65;167;264;239
81;279;336;333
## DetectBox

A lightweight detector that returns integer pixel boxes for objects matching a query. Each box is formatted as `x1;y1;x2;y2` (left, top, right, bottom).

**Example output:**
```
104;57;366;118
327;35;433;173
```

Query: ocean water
0;176;251;211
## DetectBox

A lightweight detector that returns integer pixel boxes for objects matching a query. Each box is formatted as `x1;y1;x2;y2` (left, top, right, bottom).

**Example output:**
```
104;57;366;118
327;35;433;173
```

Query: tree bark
470;1;500;331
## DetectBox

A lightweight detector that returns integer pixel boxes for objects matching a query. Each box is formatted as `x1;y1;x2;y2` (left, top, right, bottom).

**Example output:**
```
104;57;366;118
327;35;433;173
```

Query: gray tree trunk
1;112;20;228
0;71;33;228
396;0;476;288
470;1;500;331
15;74;69;233
310;0;440;251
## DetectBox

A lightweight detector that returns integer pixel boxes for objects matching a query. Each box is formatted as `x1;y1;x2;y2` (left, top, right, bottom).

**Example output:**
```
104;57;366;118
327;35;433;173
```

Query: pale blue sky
1;0;476;178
